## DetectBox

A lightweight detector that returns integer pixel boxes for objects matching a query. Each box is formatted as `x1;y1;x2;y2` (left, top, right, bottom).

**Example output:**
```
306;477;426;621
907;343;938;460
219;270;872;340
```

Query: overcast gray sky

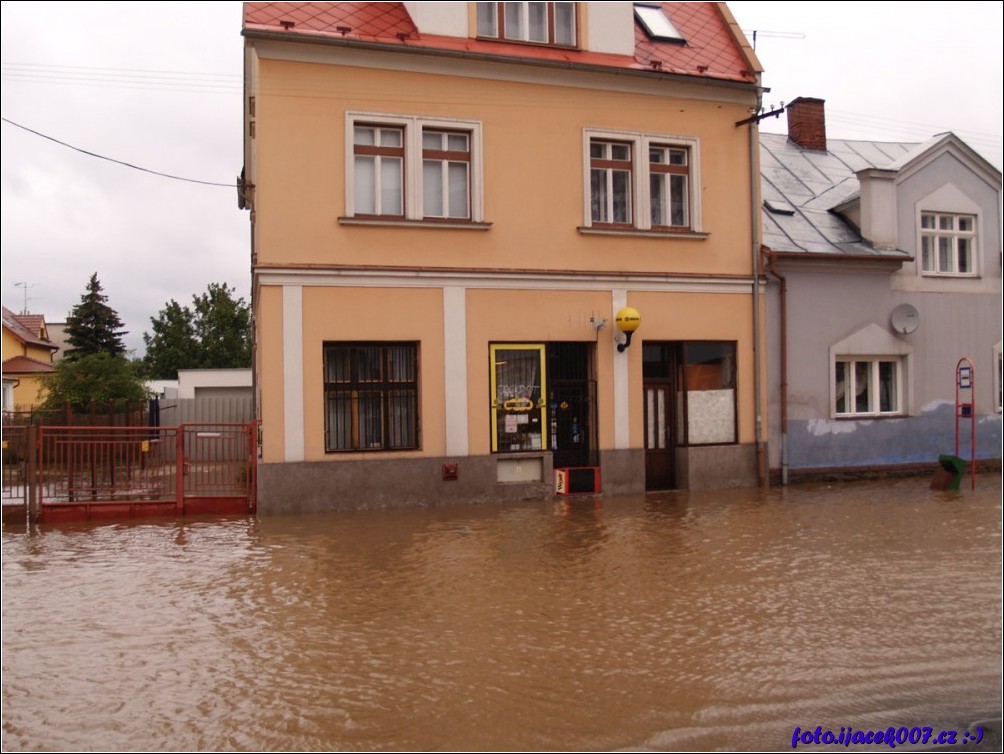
2;1;1001;356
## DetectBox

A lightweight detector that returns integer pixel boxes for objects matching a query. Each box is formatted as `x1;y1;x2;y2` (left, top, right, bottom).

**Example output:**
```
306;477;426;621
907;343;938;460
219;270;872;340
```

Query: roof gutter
764;249;788;485
767;250;914;264
746;80;767;487
241;29;760;92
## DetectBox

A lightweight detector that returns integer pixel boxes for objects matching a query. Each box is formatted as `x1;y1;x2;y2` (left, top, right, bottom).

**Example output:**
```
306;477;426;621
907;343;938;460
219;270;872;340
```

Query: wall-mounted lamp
615;307;641;352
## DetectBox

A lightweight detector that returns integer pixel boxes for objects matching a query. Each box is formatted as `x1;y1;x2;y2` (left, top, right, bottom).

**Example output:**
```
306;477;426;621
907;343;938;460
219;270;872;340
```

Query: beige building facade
243;2;767;511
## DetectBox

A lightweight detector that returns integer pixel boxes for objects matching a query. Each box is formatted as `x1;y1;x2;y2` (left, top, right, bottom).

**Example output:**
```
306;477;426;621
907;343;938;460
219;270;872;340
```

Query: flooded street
3;477;1001;751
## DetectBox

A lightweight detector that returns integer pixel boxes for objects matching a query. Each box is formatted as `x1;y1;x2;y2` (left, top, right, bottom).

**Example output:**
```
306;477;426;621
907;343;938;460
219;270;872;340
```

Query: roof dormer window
476;2;577;48
920;212;978;276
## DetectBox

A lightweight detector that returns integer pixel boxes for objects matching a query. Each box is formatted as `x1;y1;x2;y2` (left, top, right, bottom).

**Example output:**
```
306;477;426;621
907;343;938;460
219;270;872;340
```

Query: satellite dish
890;304;920;335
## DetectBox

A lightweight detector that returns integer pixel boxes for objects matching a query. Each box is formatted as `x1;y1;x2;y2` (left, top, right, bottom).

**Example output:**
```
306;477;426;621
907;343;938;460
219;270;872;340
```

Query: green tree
141;300;199;380
142;283;251;379
64;273;128;360
192;283;252;370
40;352;149;410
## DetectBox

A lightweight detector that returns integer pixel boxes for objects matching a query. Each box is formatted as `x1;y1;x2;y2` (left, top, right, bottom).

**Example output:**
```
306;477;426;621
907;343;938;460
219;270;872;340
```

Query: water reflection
3;478;1000;751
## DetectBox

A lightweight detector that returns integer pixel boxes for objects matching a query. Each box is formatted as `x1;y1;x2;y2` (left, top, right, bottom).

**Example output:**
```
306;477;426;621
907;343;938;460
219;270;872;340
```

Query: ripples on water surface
3;477;1001;751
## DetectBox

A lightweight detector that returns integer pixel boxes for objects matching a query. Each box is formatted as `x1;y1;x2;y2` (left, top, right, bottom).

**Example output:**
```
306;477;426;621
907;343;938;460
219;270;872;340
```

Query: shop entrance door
643;343;677;490
548;343;596;469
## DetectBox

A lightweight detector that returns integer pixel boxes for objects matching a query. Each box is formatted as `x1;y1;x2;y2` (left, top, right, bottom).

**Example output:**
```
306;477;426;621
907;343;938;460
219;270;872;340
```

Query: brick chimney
786;97;827;151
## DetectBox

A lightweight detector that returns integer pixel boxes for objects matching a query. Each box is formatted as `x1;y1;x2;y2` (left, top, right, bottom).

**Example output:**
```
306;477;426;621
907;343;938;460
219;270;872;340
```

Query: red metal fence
2;425;29;505
2;422;257;523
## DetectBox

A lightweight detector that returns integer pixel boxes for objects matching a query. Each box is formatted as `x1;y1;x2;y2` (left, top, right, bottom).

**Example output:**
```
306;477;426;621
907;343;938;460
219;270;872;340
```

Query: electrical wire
1;116;237;187
1;62;241;94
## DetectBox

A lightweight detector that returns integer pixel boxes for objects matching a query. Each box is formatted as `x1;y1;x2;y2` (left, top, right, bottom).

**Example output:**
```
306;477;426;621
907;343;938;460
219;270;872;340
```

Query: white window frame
582;128;701;233
832;357;904;418
352;124;405;217
421;129;471;220
919;211;978;277
345;112;484;223
476;2;577;47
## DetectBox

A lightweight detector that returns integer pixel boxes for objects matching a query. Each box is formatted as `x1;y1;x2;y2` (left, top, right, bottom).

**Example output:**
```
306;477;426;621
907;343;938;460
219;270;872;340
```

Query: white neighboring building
146;380;179;399
176;369;252;399
761;97;1002;481
147;369;254;425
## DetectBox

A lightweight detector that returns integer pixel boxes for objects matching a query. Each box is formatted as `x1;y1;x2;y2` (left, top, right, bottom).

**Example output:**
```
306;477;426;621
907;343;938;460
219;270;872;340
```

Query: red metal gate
28;423;257;523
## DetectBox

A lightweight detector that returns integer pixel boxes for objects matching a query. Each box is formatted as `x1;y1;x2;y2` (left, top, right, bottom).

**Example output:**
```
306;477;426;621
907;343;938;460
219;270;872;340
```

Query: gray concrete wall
676;443;758;490
599;448;646;497
258;454;553;513
259;450;651;513
257;442;752;512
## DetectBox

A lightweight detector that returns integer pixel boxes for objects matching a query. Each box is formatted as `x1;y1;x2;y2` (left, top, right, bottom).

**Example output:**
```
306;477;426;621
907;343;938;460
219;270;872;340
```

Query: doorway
548;342;596;469
643;342;677;489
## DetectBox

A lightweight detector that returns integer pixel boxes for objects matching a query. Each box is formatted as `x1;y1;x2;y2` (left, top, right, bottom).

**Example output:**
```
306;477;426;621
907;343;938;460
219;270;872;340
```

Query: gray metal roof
760;132;916;258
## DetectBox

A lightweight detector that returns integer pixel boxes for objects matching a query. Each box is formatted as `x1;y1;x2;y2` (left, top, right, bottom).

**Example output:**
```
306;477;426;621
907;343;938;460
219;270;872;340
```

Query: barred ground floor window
323;342;418;452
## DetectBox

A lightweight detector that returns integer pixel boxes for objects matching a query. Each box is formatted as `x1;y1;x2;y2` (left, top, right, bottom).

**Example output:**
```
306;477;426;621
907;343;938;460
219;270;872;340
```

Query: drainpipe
766;251;789;485
749;88;767;487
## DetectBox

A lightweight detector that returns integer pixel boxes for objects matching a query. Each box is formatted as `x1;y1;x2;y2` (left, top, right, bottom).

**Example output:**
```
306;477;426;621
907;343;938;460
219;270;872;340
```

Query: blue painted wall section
788;403;1002;469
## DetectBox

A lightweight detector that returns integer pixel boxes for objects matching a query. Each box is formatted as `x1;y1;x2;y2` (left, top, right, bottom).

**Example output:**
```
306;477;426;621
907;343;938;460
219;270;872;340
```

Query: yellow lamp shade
615;307;641;333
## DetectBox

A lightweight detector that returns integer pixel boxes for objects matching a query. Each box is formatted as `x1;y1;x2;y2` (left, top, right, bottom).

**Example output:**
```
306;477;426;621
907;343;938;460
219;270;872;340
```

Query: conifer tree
64;273;128;360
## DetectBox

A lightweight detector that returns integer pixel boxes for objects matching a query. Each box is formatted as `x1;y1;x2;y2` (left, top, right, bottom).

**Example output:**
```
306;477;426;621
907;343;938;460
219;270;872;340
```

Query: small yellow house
2;306;59;412
242;2;768;512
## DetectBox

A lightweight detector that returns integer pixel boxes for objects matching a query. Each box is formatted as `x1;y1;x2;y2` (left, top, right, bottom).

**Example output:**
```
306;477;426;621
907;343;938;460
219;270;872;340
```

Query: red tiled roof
245;2;417;42
2;306;57;351
13;313;45;337
243;2;758;84
638;3;757;82
2;355;55;375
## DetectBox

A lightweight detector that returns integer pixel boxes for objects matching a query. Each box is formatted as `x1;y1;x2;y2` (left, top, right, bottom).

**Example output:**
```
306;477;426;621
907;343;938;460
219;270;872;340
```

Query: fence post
176;426;185;515
247;421;257;514
26;424;38;524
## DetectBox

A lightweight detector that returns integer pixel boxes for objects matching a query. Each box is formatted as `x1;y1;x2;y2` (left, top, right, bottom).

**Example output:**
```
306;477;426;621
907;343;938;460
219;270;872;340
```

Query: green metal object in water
933;453;968;491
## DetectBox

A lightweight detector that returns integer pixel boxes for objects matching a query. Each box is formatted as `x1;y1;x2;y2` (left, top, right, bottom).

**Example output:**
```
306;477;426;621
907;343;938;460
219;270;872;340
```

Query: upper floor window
422;130;470;220
477;2;577;47
920;212;977;276
583;129;701;233
649;145;689;229
590;141;632;225
345;113;484;224
354;125;404;217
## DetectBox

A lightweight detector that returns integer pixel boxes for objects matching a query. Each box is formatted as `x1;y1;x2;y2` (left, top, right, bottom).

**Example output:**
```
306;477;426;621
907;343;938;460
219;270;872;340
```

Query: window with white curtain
476;2;577;47
583;128;700;233
353;125;404;216
833;358;902;416
422;130;470;220
345;113;483;223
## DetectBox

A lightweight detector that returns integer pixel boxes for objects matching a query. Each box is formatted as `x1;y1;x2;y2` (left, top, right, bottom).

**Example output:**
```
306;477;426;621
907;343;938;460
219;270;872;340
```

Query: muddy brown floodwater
2;476;1001;751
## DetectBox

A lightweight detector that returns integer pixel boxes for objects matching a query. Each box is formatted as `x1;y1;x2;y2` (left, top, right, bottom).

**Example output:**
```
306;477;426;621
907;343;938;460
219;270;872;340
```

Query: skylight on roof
634;3;685;43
